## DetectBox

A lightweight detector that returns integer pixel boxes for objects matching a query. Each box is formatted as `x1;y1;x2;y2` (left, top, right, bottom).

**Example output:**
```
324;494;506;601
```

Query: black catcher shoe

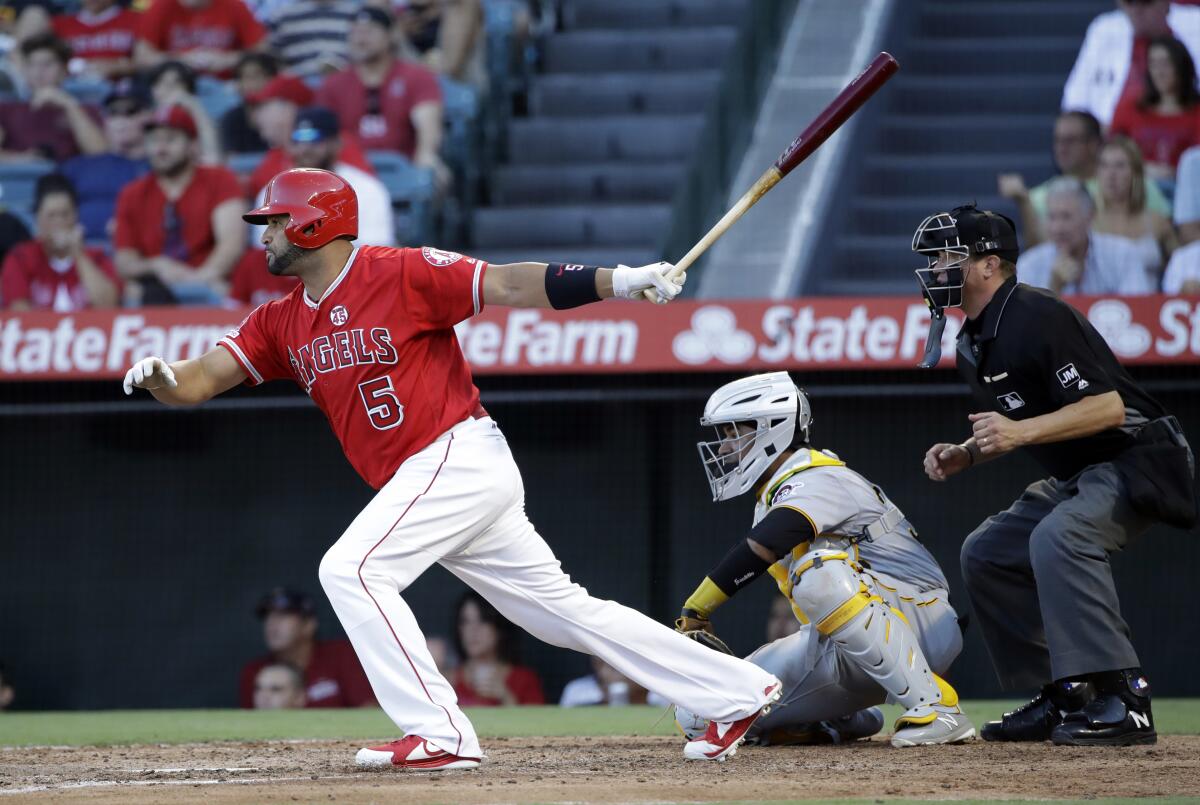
981;680;1093;742
1051;670;1156;747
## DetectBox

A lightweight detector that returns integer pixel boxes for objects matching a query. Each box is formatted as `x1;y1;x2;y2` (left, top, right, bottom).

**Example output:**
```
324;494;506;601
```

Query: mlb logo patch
997;392;1025;412
1056;363;1081;387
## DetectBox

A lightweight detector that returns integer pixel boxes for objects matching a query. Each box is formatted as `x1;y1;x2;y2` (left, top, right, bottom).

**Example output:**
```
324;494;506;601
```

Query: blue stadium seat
368;150;436;246
62;77;112;107
196;77;241;122
227;151;266;178
0;160;55;214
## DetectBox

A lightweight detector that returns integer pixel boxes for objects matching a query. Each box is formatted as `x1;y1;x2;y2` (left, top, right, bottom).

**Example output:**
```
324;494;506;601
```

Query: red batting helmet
243;168;358;249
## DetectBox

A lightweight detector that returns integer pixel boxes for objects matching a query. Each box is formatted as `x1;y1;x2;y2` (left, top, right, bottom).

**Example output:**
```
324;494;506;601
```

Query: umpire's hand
924;442;971;481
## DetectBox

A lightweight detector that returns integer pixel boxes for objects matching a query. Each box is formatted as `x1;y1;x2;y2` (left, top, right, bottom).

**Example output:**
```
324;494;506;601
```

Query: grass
1;699;1198;748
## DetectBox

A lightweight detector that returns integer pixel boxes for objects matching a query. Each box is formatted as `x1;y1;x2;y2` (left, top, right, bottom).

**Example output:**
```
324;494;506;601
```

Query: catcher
674;372;975;747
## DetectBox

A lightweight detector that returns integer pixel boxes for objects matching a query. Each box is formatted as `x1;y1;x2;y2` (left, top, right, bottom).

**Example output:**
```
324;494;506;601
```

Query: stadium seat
368;150;436;246
506;116;703;164
472;204;671;248
0;160;55;213
227;151;267;179
197;77;241;122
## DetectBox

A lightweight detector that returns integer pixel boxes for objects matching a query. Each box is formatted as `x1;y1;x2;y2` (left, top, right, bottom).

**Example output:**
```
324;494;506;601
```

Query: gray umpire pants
960;461;1153;690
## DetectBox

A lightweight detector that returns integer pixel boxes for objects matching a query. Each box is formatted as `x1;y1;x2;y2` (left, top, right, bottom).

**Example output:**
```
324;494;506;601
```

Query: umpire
912;204;1196;747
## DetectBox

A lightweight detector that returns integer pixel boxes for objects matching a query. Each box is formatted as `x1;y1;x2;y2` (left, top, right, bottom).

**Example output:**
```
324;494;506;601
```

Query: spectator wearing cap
249;107;395;246
0;662;13;711
134;0;267;79
51;0;141;80
1018;177;1157;296
315;6;447;184
2;173;121;310
1162;144;1200;292
1063;0;1200;128
267;0;358;80
245;79;375;196
220;51;278;154
112;104;244;304
146;60;223;164
60;80;151;241
998;111;1172;248
0;34;106;162
252;663;307;709
238;587;376;709
1111;35;1200;183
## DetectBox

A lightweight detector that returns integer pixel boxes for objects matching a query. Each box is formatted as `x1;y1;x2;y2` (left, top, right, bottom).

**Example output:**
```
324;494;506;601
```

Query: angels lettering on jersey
219;245;487;490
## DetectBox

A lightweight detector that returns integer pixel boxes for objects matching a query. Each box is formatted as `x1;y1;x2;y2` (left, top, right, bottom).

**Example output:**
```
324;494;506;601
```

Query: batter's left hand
969;411;1027;456
612;262;685;304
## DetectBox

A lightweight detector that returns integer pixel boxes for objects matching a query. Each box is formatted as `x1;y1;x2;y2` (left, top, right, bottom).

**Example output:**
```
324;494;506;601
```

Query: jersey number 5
358;376;405;431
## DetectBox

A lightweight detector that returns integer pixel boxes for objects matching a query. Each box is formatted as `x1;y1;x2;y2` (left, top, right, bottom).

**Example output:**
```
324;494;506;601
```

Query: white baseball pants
318;415;778;758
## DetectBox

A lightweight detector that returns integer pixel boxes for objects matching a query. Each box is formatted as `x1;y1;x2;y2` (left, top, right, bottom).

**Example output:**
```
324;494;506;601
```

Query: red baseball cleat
355;735;481;770
683;681;783;761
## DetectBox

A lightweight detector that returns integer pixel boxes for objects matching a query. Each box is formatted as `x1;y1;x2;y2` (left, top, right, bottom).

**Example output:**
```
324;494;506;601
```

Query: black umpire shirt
955;276;1166;480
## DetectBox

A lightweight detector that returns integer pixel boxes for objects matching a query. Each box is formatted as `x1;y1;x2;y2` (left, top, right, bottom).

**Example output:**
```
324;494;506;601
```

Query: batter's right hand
924;442;970;482
123;357;178;395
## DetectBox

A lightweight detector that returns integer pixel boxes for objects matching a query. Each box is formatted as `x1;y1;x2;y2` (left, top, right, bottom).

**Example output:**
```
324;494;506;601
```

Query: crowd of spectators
0;0;505;312
1000;0;1200;296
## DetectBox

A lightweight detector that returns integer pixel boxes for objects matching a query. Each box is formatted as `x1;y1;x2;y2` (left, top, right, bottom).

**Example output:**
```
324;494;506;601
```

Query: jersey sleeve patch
422;247;464;266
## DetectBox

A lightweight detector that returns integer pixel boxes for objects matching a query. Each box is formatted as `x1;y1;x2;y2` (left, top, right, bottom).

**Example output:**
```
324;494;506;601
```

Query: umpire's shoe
981;680;1093;742
1051;669;1156;747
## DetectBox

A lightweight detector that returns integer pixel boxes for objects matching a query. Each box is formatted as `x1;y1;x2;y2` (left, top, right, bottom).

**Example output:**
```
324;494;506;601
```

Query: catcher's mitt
675;611;733;655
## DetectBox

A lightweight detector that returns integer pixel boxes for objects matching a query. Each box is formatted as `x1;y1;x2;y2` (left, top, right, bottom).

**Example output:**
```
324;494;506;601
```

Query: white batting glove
123;357;178;396
612;262;686;304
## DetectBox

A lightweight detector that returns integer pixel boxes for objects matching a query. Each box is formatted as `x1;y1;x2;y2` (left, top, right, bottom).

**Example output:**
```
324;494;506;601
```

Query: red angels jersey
218;245;487;489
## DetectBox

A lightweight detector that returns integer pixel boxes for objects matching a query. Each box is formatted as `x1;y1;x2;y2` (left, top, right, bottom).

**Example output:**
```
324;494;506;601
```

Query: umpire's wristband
545;263;601;309
960;441;977;467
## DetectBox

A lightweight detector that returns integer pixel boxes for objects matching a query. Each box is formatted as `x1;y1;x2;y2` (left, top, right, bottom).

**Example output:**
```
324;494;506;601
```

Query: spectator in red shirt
1111;36;1200;181
135;0;267;78
238;588;376;709
51;0;141;80
113;104;244;304
314;6;446;184
252;663;308;709
1;173;120;311
451;591;545;707
244;77;374;196
0;34;107;162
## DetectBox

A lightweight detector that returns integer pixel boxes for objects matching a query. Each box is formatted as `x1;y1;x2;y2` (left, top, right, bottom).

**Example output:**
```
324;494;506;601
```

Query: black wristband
708;539;771;598
545;263;601;309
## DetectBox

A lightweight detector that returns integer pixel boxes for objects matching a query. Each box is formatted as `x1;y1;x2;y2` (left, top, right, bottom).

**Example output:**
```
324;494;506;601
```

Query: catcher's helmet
243;168;358;249
697;371;812;502
911;204;1018;311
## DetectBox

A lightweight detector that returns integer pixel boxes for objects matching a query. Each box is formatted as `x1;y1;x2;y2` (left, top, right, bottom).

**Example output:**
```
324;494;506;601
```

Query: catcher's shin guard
790;548;973;746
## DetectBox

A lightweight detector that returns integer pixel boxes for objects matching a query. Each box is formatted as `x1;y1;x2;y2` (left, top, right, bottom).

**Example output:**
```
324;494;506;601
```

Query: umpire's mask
911;205;1019;312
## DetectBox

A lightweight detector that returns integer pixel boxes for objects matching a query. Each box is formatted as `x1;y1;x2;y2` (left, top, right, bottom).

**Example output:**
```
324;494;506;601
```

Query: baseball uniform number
358;376;406;431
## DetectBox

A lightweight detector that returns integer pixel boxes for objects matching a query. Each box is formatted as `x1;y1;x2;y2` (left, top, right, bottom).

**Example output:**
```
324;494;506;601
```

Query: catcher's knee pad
789;547;861;631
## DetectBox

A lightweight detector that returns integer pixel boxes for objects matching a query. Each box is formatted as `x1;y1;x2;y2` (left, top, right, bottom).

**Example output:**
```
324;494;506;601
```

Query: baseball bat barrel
643;52;899;300
773;51;899;178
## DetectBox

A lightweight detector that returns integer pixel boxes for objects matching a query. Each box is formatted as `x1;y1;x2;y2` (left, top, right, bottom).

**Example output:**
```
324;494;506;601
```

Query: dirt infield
2;735;1197;803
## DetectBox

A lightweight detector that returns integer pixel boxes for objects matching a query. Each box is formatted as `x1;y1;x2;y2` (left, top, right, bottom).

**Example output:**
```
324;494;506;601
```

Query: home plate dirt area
2;735;1197;804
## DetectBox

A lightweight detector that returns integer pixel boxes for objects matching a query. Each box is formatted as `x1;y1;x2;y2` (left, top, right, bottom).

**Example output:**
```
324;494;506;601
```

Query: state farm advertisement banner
1;295;1198;380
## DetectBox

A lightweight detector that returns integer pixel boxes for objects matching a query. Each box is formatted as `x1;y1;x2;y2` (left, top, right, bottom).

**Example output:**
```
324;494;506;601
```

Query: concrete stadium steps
506;116;703;163
878;116;1054;156
902;38;1083;76
918;1;1107;39
890;77;1064;117
852;195;1009;235
472;204;672;248
541;29;738;73
561;0;748;30
861;154;1052;197
528;72;721;117
810;0;1112;295
492;163;683;205
477;246;660;267
471;2;741;268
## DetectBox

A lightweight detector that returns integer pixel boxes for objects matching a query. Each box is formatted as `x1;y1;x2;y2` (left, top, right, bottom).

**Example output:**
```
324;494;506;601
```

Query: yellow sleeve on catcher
682;577;729;619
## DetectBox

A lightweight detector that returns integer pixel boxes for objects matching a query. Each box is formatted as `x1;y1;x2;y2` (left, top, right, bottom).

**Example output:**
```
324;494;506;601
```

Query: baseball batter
673;372;976;747
122;168;782;769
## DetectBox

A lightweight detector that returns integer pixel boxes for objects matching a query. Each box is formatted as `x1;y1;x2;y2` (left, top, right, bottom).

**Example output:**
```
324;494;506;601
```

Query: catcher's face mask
698;421;759;491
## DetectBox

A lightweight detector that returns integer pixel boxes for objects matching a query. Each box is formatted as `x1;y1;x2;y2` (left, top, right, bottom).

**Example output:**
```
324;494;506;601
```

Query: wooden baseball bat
642;51;900;300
